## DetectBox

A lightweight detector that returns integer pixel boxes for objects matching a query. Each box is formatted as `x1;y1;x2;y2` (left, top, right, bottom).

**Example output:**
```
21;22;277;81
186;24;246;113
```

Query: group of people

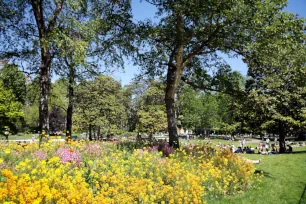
216;137;295;155
233;146;255;154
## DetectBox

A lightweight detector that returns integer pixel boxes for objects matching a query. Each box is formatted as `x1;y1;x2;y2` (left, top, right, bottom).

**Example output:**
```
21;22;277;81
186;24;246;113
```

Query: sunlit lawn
180;138;260;148
210;145;306;204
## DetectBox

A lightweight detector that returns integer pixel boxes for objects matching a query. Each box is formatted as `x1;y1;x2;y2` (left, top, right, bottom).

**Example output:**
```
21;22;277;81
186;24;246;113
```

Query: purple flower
33;150;47;160
162;144;174;157
157;143;174;157
55;148;81;166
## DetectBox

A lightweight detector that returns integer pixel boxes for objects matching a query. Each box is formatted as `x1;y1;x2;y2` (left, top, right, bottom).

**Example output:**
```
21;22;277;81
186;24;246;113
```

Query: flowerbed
0;142;262;203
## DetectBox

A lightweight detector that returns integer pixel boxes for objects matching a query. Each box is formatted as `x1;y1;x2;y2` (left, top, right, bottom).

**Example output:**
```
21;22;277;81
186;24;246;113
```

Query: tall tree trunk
31;0;52;141
165;64;183;148
279;122;286;153
93;126;96;140
97;126;101;140
39;56;51;137
89;124;92;141
165;94;179;148
165;12;184;148
66;65;75;139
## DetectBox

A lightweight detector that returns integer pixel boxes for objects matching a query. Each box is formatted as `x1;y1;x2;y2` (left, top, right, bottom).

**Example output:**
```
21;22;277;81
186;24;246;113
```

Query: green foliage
74;75;127;133
0;64;27;104
178;85;243;134
0;81;24;133
23;78;40;130
242;12;306;136
23;104;39;129
135;82;167;136
136;107;167;136
135;0;289;82
50;79;68;112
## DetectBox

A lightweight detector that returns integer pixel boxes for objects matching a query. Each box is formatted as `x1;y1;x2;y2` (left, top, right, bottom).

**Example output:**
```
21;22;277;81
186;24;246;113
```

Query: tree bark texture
39;55;51;135
66;66;75;138
89;124;93;141
97;126;101;140
165;13;184;148
31;0;64;137
279;123;286;153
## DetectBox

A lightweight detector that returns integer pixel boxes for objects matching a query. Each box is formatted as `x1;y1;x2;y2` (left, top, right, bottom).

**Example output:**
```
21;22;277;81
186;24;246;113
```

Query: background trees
0;0;133;137
0;64;27;104
241;12;306;152
0;0;305;152
0;81;24;134
74;75;127;140
135;81;167;138
135;0;290;147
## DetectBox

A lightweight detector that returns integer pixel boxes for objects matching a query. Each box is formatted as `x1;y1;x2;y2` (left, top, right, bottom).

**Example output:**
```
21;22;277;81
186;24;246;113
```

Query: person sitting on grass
286;144;293;153
259;144;269;155
231;144;236;153
245;146;254;154
265;143;269;152
235;147;243;153
268;144;278;154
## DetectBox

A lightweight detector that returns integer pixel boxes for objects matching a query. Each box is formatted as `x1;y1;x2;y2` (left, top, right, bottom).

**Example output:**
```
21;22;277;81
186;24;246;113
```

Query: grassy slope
211;146;306;204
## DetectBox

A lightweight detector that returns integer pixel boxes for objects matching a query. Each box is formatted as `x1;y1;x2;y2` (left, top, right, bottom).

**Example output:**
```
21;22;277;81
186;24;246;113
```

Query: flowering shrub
0;142;262;203
54;147;81;166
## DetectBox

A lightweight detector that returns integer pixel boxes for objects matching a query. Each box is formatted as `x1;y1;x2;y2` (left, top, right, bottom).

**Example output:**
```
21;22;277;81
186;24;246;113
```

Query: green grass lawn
181;138;306;203
0;134;34;140
210;146;306;204
181;138;260;148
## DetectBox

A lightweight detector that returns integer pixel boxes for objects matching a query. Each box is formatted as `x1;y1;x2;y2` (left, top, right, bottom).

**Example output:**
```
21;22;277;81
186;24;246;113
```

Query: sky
111;0;306;86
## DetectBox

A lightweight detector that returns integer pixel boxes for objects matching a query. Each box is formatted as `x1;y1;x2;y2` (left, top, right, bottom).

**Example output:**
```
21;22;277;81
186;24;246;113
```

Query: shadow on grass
299;184;306;204
254;169;272;178
284;150;306;154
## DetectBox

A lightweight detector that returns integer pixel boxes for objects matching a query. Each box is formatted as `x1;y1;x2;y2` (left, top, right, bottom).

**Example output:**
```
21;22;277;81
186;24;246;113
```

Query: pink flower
55;148;81;166
33;150;47;160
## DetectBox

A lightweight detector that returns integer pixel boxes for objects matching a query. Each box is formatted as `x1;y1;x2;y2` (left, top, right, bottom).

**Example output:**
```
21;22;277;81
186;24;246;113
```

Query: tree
23;77;40;131
49;106;66;134
0;0;80;135
74;75;127;140
136;0;289;148
177;84;243;136
0;0;134;136
0;81;24;134
242;13;306;153
0;64;27;104
124;79;153;132
51;0;134;138
135;82;167;138
49;79;68;134
177;86;202;130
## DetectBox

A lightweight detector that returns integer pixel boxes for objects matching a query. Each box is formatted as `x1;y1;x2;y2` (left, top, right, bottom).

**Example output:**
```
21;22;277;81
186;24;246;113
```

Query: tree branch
47;0;65;32
168;50;176;69
49;101;67;112
30;0;46;37
181;76;221;92
182;24;221;68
